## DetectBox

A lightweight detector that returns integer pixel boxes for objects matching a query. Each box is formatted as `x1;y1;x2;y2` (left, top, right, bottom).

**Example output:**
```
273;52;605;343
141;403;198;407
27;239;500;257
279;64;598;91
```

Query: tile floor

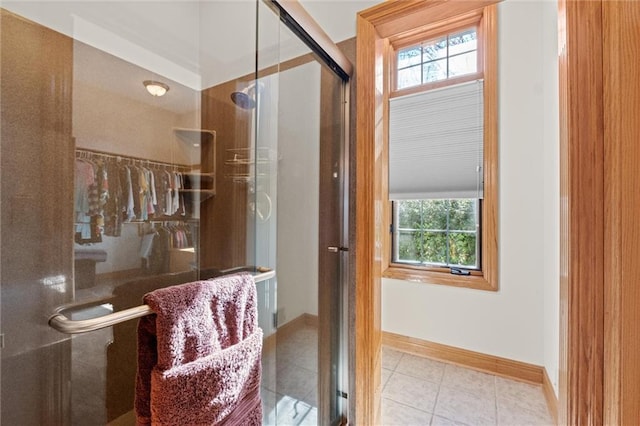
261;323;554;426
71;301;554;426
381;346;554;426
261;323;320;425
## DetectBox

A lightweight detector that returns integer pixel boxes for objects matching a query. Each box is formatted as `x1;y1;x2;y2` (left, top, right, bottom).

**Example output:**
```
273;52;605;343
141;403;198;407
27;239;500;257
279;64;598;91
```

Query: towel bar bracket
48;269;275;335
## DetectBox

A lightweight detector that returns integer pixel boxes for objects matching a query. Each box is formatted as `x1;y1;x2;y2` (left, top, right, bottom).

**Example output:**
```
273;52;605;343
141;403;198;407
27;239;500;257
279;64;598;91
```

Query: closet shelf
173;128;217;198
173;128;216;145
184;172;215;177
225;158;269;166
180;189;215;202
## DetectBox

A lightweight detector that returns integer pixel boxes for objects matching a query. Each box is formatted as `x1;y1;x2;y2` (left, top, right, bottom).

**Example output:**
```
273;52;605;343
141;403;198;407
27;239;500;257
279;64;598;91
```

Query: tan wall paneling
1;10;75;424
199;81;251;270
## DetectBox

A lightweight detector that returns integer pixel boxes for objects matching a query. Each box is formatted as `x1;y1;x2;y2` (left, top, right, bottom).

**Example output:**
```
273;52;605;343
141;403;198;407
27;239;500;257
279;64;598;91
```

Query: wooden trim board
382;331;543;384
355;12;384;426
558;1;605;424
603;2;640;423
543;368;559;426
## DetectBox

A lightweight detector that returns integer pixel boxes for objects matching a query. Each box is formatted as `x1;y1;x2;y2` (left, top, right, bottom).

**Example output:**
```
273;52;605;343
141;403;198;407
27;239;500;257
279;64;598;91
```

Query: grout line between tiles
383;396;434;419
427;362;447;426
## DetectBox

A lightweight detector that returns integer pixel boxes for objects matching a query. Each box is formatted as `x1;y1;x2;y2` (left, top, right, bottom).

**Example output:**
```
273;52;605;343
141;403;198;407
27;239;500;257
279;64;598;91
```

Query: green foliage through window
394;199;479;268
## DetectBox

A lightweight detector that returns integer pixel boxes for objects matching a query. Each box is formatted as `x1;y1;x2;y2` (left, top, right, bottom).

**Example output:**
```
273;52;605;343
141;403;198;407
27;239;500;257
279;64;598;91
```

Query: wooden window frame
391;14;484;96
382;5;498;291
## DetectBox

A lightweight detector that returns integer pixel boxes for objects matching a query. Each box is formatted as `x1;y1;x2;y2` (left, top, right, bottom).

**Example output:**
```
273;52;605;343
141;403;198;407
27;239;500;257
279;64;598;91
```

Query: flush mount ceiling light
143;80;170;97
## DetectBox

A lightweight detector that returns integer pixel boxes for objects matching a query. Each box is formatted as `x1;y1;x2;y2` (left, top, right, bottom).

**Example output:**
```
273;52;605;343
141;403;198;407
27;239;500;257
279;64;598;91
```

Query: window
383;7;498;291
394;199;479;269
397;27;478;90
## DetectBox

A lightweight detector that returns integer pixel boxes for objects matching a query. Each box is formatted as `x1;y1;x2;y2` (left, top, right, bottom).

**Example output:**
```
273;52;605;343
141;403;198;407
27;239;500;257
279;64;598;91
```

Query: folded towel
135;273;262;425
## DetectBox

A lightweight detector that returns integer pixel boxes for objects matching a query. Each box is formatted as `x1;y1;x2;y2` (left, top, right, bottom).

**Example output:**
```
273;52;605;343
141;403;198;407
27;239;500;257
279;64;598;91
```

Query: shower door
255;4;350;424
0;1;349;424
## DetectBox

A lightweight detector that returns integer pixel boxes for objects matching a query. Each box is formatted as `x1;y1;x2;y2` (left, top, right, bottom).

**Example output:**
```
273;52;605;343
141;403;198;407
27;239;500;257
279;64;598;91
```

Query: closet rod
76;147;192;169
48;269;276;335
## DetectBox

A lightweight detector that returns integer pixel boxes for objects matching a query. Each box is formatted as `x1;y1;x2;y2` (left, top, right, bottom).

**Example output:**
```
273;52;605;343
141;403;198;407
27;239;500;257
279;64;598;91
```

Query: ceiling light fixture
143;80;170;97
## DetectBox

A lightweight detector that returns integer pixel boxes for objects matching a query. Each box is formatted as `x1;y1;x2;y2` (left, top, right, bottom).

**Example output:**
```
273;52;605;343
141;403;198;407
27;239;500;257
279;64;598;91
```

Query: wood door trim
602;1;640;424
354;1;501;424
558;1;605;424
355;13;382;426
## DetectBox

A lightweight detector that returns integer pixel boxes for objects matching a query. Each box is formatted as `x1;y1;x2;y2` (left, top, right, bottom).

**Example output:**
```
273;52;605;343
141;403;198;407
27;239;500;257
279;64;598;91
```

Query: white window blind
388;80;484;200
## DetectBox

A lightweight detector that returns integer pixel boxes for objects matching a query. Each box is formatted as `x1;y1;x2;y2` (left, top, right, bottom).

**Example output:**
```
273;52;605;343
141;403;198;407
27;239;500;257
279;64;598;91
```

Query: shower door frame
264;1;353;424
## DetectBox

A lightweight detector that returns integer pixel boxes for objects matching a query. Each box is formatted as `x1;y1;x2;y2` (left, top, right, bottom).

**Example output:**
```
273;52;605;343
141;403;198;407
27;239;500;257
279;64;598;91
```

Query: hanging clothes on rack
75;157;107;244
75;149;195;228
103;159;123;237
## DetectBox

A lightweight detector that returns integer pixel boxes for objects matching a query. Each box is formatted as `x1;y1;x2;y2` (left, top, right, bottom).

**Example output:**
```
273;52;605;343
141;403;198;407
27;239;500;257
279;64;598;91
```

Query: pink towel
135;273;262;425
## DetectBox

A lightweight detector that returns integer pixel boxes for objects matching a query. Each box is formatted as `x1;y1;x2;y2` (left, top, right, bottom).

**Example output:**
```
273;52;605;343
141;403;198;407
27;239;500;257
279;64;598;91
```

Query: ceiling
3;0;379;113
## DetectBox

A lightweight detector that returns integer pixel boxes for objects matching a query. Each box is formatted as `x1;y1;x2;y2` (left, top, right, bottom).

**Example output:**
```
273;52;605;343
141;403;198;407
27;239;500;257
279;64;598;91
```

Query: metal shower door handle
327;246;348;253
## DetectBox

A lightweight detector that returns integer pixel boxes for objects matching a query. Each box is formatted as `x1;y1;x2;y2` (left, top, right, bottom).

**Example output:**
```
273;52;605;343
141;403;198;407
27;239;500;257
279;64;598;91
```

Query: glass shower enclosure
0;1;350;424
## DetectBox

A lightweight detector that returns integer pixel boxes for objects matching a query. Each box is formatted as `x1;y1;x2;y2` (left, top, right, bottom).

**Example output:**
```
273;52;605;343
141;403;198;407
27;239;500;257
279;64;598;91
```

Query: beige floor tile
263;393;316;426
395;353;446;384
276;363;317;402
382;346;405;370
262;388;278;425
261;353;277;392
383;371;440;413
297;407;318;425
434;385;497;426
382;368;393;390
497;396;553;426
430;415;469;426
495;377;549;414
441;364;496;396
382;398;432;426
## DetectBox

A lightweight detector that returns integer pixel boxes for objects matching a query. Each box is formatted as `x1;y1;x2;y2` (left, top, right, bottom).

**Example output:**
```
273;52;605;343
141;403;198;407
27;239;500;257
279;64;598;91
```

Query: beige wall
382;0;560;374
73;80;199;165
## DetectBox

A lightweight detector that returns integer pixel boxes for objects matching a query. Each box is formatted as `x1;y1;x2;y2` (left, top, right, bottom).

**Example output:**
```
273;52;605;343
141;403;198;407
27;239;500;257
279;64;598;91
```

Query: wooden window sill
383;265;496;291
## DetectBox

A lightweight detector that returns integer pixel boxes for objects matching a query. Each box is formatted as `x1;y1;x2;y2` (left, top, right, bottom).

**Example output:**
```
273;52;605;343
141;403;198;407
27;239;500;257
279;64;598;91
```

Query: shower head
230;82;262;110
231;89;256;110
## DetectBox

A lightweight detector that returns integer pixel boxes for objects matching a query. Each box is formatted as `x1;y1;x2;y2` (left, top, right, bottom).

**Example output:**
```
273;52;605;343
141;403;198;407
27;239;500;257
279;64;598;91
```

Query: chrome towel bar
48;269;275;335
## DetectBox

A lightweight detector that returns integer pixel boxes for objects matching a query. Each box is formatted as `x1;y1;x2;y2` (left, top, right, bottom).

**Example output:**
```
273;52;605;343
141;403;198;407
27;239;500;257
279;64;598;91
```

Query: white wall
541;0;560;396
383;0;559;369
276;62;322;324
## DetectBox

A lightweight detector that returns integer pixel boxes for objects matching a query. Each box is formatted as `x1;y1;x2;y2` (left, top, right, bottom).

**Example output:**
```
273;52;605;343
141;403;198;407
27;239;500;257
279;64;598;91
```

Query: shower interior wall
1;10;75;425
